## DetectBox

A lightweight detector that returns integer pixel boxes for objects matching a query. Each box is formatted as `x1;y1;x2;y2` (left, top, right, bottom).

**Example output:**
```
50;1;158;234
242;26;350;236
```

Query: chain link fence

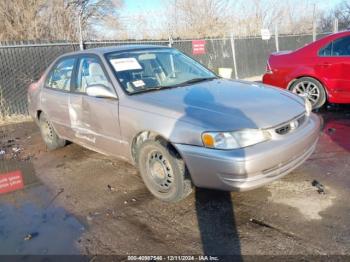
0;42;80;117
0;33;330;118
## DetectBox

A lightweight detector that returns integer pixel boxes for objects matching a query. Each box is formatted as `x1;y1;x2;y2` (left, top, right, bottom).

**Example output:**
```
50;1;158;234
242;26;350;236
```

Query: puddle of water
323;119;350;152
320;105;350;152
0;159;85;255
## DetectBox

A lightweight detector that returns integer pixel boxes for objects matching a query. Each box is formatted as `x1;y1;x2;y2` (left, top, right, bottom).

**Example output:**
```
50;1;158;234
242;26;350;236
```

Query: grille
275;114;306;135
275;125;291;135
298;115;306;126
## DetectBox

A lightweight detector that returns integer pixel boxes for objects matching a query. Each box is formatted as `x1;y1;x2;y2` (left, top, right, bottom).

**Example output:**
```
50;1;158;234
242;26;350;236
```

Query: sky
122;0;345;15
118;0;346;39
122;0;165;16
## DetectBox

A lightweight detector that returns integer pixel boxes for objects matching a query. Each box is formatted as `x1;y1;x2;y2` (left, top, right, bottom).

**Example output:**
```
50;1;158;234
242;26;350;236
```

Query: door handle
320;62;331;68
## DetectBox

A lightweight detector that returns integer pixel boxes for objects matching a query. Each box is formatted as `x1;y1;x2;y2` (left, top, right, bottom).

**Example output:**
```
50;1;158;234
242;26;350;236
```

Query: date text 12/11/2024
127;255;220;261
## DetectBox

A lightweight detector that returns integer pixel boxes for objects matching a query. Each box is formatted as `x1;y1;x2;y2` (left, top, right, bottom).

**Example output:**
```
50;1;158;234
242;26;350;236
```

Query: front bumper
175;113;321;191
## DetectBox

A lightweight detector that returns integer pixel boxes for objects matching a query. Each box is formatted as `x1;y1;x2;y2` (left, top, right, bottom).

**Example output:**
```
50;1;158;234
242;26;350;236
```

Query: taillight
28;73;45;92
266;61;273;74
28;82;38;92
266;61;272;74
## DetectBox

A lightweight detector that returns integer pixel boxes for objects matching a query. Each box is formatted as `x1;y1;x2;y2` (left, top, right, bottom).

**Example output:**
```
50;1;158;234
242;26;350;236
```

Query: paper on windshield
132;80;145;87
110;58;142;72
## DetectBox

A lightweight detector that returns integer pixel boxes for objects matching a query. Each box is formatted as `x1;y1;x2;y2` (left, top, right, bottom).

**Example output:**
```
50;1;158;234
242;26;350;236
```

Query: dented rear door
41;57;76;138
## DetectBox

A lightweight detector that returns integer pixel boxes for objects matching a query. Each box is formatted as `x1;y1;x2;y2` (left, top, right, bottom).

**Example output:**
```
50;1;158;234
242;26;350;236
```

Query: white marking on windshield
110;58;142;72
132;80;145;87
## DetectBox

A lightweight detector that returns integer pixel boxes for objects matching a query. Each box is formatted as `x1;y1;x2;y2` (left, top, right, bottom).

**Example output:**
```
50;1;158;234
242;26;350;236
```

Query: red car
263;31;350;109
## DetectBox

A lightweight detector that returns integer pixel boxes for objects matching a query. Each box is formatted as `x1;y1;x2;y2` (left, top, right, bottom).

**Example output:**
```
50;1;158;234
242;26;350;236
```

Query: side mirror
86;85;117;99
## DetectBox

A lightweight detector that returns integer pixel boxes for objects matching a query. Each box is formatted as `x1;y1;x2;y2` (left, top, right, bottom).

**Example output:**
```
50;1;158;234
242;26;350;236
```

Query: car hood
126;79;306;130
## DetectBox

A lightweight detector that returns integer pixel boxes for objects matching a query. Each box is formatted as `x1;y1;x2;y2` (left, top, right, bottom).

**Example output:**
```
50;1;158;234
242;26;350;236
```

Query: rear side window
46;58;76;91
319;43;332;56
319;36;350;56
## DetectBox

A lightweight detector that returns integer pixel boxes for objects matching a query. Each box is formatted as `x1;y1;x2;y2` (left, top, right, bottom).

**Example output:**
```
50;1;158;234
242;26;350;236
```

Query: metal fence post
312;3;317;42
78;9;84;50
312;25;317;42
275;25;279;52
230;33;238;79
334;18;339;33
168;35;173;47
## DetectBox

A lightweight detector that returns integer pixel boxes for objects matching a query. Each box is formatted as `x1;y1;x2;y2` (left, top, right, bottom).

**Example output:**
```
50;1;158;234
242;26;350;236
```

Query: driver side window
75;56;114;93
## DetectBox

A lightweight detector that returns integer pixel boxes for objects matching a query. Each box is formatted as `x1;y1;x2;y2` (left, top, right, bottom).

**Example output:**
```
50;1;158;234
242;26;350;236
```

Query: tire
289;77;326;109
137;140;193;202
39;112;66;150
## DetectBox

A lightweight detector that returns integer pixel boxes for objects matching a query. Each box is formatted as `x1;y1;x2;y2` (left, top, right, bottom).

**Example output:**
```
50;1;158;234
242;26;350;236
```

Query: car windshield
106;48;217;94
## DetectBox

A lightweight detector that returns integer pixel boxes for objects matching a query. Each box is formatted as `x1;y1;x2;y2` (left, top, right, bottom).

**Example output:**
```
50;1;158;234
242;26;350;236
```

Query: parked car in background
263;31;350;109
28;46;321;202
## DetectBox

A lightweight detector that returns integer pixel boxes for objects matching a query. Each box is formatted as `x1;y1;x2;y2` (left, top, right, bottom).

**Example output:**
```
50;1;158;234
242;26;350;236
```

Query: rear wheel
137;140;193;202
39;112;66;150
290;77;326;109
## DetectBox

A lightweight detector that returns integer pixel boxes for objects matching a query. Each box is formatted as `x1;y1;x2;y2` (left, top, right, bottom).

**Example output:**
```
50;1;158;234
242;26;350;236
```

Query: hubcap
292;81;320;106
147;150;174;192
42;120;54;143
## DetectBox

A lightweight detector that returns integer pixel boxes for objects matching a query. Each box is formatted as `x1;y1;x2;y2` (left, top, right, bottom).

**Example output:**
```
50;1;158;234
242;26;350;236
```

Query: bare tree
42;0;79;40
118;10;170;40
334;0;350;30
166;0;232;38
230;0;318;37
0;0;123;41
157;0;318;39
68;0;123;39
320;0;350;32
0;0;46;41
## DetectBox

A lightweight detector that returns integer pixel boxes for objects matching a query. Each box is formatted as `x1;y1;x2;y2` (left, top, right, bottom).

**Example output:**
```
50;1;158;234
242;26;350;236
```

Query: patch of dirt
267;180;336;220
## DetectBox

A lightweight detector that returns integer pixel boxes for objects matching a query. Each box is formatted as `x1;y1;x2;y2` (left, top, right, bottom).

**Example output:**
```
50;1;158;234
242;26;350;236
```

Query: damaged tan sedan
28;46;321;202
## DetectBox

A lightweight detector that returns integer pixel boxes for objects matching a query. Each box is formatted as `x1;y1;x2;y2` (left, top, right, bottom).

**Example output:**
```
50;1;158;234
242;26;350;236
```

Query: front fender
119;105;204;162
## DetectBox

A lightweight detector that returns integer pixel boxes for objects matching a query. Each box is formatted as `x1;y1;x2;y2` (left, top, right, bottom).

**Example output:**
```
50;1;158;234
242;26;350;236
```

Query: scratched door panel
67;93;93;145
80;96;123;157
41;88;70;138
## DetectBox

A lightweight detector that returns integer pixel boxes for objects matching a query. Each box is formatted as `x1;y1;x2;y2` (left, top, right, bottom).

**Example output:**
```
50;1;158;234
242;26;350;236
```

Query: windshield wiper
130;87;160;94
176;77;217;86
129;77;218;95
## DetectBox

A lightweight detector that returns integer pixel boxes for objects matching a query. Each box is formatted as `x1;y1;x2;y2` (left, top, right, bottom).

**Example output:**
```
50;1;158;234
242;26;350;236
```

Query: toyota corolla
28;46;321;202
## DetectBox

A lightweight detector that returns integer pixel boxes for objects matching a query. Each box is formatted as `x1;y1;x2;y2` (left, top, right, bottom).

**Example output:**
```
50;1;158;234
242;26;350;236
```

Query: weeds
0;87;31;126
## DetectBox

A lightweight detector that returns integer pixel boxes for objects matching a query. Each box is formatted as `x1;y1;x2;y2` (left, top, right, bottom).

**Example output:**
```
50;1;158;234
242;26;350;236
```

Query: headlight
202;129;271;150
305;98;312;116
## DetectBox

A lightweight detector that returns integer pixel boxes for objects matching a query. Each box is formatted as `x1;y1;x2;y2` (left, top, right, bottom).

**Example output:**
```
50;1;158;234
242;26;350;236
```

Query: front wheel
290;77;326;109
137;140;193;202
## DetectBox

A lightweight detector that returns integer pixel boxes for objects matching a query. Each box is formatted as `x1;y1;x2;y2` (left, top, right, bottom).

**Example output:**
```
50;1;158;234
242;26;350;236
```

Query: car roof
294;30;350;53
319;30;350;42
330;30;350;37
61;44;171;58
